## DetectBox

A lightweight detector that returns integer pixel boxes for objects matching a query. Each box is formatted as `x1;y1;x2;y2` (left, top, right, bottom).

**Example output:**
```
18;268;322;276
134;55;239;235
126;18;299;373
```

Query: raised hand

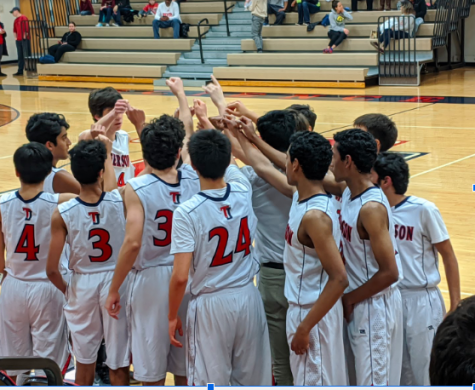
202;75;226;114
166;77;185;97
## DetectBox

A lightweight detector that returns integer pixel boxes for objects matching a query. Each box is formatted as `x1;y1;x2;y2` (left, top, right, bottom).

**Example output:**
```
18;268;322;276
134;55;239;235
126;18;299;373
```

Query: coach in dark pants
0;21;8;77
48;22;82;63
11;7;30;76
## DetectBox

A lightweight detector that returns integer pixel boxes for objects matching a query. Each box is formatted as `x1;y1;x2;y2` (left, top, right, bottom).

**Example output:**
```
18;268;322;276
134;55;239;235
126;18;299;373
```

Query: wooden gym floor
1;64;475;311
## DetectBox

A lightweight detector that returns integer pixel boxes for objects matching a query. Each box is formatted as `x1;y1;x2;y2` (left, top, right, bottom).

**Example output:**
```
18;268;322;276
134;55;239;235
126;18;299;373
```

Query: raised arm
342;202;399;321
106;185;144;319
323;170;347;197
291;210;348;355
46;208;68;294
126;103;147;137
95;131;117;192
225;100;259;124
202;75;227;116
53;170;80;194
166;77;193;164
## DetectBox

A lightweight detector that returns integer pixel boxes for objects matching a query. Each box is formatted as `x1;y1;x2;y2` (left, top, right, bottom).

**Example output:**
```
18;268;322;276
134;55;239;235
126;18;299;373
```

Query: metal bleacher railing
0;357;63;386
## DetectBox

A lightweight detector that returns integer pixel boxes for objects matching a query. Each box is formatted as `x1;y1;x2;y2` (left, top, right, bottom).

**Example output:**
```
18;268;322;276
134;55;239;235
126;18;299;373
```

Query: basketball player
331;129;403;386
354;114;398;153
373;152;460;386
233;122;348;385
0;143;73;383
46;138;130;386
79;87;146;186
105;83;198;384
168;130;272;386
25;113;80;194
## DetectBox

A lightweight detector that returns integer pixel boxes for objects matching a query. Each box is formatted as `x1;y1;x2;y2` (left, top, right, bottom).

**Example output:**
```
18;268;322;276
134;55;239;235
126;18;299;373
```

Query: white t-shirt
241;166;291;265
392;196;449;290
155;1;181;22
171;165;259;295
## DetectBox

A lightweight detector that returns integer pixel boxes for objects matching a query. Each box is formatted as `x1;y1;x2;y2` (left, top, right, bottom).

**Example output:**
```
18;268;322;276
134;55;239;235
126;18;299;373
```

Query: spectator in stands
286;104;316;130
48;22;82;63
139;0;159;18
430;296;475;385
79;0;95;16
324;1;352;53
371;1;414;53
352;0;373;11
0;19;8;77
153;0;181;39
97;0;121;27
398;0;426;32
249;0;267;52
296;0;320;26
11;7;30;76
264;0;286;26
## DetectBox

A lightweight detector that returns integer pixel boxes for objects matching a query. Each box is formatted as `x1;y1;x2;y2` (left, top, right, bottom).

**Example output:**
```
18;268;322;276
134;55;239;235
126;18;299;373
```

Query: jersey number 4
89;228;113;262
15;224;39;261
209;217;251;267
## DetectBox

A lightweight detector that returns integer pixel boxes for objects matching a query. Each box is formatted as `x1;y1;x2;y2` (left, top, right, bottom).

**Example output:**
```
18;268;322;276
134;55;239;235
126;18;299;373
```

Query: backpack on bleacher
39;55;55;64
180;23;190;38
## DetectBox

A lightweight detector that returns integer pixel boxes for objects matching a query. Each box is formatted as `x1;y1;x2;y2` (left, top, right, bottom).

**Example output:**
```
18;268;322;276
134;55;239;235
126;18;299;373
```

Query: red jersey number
209;217;251;267
153;209;173;247
15;224;39;261
117;172;125;187
89;228;113;262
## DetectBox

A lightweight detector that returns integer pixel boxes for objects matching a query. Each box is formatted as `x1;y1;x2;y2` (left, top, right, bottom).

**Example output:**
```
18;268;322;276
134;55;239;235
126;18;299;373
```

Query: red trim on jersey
62;353;72;376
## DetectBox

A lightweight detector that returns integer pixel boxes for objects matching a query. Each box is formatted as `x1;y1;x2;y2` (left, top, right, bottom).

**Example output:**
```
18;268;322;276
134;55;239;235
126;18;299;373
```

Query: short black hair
257;110;296;152
88;87;123;120
287;104;317;130
14;142;53;184
289;132;332;181
333;129;377;174
69;140;107;185
332;0;340;9
25;113;70;146
430;296;475;385
353;114;398;152
188;130;231;180
141;115;185;170
373;152;409;195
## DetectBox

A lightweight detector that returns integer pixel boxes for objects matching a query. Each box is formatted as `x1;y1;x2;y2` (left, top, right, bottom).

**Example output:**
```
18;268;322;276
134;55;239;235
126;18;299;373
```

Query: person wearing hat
11;7;30;76
0;18;8;77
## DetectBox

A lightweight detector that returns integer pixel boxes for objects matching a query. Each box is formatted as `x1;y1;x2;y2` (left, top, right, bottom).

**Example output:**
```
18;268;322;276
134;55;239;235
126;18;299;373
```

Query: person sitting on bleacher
139;0;159;18
79;0;95;16
264;0;286;25
397;0;425;33
96;0;121;27
153;0;181;39
48;22;82;63
324;1;352;53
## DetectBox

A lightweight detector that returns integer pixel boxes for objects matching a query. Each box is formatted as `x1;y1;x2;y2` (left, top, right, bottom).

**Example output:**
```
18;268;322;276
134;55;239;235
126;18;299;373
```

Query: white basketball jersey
392;196;449;290
43;167;63;194
171;165;259;295
128;164;200;270
331;194;342;218
112;130;135;187
284;192;341;306
241;166;291;265
0;191;59;281
340;186;403;294
58;190;125;273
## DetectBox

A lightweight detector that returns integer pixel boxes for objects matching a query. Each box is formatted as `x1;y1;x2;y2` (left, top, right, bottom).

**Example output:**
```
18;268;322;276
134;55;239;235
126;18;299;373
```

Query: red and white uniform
0;191;70;376
58;190;129;369
126;164;200;383
111;130;135;187
171;165;272;386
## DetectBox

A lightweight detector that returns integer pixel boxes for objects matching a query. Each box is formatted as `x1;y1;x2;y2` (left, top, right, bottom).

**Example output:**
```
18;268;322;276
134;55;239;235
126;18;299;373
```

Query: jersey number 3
89;228;113;262
15;224;40;261
209;217;251;267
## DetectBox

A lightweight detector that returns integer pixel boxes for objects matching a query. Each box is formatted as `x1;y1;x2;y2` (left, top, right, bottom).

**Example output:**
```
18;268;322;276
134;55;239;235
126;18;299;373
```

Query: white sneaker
96;23;103;27
111;23;119;27
106;23;110;26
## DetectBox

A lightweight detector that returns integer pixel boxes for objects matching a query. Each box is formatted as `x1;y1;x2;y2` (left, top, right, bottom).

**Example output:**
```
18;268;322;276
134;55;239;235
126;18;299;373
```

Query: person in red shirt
139;0;159;18
11;7;30;76
0;19;8;77
79;0;95;15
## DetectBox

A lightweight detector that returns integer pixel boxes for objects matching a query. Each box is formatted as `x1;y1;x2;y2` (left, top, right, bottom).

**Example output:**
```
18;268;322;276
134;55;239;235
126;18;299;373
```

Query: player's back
392;196;448;290
58;190;125;273
172;165;259;295
340;186;403;294
1;191;59;280
43;167;63;194
128;164;200;269
284;192;341;306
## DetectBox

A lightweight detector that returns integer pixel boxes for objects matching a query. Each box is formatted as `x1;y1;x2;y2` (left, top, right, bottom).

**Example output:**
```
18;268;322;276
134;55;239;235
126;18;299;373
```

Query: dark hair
288;110;310;132
88;87;123;120
332;0;340;9
257;110;296;152
25;113;70;146
69;140;107;185
373;152;409;195
430;296;475;385
289;132;332;181
333;129;377;174
69;21;76;26
14;142;53;184
353;114;398;152
188;130;231;180
141;115;185;170
287;104;317;130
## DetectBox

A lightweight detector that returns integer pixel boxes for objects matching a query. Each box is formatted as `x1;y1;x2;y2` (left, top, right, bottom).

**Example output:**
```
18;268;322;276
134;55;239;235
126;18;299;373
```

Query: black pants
351;0;373;11
48;44;76;63
265;4;286;25
328;30;347;47
0;44;3;73
379;29;409;48
15;39;31;74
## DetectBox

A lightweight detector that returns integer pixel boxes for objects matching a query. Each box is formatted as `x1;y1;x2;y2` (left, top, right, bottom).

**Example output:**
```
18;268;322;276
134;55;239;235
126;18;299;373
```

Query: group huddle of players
0;76;461;387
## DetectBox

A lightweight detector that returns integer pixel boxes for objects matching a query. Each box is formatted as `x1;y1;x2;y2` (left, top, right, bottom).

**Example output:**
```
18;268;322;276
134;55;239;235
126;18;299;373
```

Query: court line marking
440;289;472;296
411;153;475;178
